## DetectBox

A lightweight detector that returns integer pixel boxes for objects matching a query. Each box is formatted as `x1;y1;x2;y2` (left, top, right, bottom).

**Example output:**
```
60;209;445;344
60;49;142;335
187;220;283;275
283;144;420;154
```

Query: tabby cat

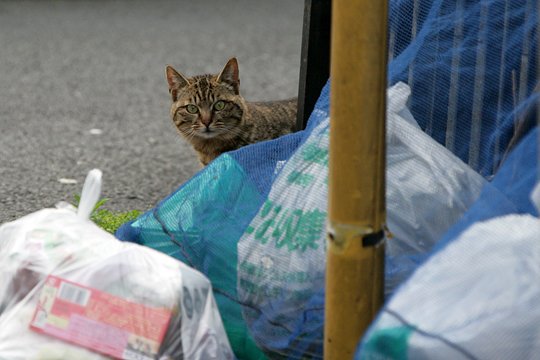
166;58;297;166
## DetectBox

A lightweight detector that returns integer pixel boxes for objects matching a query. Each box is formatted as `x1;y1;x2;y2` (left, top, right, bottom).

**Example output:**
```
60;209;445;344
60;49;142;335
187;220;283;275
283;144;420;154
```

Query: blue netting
355;0;539;357
389;0;538;176
356;128;538;359
117;0;539;358
434;127;539;251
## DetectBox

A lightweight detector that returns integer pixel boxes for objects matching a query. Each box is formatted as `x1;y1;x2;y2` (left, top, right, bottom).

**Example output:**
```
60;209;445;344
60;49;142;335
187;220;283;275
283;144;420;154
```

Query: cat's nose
200;113;212;127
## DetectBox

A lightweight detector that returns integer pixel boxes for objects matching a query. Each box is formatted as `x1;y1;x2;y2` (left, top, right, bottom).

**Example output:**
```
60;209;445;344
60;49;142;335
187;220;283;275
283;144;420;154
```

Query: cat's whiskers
221;126;250;145
166;58;297;166
184;128;198;142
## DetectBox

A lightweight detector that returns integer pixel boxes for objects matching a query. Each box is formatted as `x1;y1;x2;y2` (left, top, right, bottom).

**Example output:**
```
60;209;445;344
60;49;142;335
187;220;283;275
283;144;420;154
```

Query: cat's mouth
196;128;220;139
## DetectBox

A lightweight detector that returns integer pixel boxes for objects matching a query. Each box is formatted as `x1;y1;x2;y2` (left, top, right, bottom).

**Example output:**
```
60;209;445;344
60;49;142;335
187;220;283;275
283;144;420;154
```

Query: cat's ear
217;58;240;94
166;65;189;102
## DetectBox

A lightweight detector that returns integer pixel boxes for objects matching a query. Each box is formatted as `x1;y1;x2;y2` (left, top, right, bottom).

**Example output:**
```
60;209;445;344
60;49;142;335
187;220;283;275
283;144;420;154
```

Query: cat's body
166;58;297;166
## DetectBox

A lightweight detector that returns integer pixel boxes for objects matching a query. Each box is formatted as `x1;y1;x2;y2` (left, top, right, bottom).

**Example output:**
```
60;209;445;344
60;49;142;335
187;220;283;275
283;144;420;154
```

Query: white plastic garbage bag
235;82;487;355
360;184;540;359
385;82;487;294
0;170;233;360
236;81;488;304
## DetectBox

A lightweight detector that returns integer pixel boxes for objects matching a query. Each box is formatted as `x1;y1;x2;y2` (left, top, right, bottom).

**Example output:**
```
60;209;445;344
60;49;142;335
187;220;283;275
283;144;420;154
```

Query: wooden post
325;0;388;358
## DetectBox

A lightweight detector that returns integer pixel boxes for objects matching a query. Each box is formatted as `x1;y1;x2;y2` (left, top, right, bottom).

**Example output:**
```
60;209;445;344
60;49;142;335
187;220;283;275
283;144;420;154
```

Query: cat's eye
213;101;225;111
186;104;199;114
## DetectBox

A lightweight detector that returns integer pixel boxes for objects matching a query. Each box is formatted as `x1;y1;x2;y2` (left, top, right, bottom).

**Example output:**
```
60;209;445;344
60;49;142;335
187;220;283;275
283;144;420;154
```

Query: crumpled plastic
233;82;487;357
385;82;487;295
0;170;234;360
359;186;540;359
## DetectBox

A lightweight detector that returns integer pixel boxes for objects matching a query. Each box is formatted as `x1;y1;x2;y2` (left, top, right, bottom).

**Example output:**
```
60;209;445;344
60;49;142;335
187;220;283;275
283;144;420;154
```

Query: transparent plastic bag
233;82;487;357
385;82;487;295
0;170;233;360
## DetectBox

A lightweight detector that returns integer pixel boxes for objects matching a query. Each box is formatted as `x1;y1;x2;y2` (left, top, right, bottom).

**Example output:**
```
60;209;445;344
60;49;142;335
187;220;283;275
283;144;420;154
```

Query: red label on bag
30;275;172;360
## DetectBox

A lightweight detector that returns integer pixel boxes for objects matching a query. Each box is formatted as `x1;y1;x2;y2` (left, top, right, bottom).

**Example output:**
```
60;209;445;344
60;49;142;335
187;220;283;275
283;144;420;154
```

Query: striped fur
166;58;297;166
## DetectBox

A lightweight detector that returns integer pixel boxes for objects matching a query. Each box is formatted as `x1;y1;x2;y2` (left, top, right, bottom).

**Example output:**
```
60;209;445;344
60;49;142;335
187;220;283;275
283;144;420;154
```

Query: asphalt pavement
0;0;303;224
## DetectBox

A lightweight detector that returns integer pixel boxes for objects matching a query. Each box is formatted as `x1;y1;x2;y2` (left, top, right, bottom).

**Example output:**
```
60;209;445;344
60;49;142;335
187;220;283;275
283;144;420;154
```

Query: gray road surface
0;0;303;224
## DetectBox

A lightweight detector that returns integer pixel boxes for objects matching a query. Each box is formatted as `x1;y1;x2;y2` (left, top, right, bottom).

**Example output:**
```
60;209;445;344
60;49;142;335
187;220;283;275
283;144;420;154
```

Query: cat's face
166;58;246;141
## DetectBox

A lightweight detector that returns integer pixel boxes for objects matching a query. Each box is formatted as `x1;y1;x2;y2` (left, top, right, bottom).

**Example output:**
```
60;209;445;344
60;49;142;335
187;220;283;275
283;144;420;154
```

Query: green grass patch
73;195;142;234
